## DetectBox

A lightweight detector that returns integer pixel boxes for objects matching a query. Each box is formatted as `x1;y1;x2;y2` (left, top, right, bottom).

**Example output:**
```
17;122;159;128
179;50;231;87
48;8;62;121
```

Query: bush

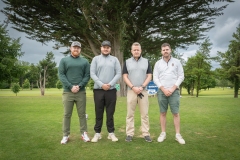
56;80;63;90
86;78;94;90
11;83;21;96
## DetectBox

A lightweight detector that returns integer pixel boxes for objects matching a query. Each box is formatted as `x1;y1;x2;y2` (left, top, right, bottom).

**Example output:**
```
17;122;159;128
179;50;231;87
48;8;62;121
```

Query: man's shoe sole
145;139;152;142
91;136;101;142
125;139;132;142
82;138;90;142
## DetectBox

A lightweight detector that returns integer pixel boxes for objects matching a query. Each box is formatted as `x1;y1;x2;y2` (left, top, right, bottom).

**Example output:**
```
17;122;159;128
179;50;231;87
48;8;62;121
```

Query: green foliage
56;80;63;90
213;68;232;89
46;67;58;88
218;24;240;98
15;60;30;86
200;75;216;90
2;0;233;59
38;52;57;95
0;24;23;83
11;83;21;96
183;38;213;97
86;78;94;90
24;63;39;89
22;79;30;89
0;81;10;89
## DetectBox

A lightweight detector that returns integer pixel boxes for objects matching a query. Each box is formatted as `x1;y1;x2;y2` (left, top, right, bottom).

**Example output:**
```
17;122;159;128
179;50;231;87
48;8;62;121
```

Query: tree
13;60;30;87
25;64;39;90
214;68;229;89
11;83;20;96
45;67;58;88
217;24;240;98
22;79;30;89
184;39;213;97
38;52;57;96
0;24;23;84
200;74;216;90
2;0;234;96
56;80;63;90
0;81;10;89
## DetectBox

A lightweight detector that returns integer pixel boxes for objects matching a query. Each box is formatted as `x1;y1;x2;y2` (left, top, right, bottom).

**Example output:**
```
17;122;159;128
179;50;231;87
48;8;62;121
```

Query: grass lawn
0;88;239;160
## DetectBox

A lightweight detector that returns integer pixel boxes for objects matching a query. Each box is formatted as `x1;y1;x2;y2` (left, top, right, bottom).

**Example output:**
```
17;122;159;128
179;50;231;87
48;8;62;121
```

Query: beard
72;51;80;57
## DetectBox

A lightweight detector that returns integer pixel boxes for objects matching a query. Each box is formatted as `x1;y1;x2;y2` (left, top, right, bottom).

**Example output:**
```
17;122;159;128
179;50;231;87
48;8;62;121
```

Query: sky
0;1;240;68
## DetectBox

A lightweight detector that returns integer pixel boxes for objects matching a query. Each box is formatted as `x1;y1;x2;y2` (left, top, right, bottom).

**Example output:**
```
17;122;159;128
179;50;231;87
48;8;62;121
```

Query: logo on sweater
172;63;174;66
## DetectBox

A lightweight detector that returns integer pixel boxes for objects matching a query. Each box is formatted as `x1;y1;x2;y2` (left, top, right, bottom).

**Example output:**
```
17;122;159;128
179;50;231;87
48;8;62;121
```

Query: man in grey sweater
90;40;121;142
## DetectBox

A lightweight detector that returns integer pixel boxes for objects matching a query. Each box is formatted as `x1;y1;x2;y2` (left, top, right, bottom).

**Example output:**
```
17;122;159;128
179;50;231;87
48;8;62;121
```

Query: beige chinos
126;90;150;137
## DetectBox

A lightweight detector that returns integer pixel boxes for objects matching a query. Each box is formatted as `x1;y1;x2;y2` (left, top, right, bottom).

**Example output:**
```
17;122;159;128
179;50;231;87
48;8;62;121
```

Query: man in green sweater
58;41;90;144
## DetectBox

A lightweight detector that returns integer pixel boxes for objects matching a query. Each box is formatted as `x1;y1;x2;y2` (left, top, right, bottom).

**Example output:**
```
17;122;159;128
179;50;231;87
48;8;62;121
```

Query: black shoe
144;136;152;142
125;135;133;142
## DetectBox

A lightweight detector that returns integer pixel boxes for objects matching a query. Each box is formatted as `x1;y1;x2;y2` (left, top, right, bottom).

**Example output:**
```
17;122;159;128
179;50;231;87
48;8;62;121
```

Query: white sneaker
108;133;118;142
81;132;90;142
157;132;166;142
175;134;185;144
61;136;69;144
91;133;102;142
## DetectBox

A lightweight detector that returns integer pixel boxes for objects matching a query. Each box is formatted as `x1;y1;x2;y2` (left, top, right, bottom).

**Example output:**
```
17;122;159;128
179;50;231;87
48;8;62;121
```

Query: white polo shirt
153;57;184;89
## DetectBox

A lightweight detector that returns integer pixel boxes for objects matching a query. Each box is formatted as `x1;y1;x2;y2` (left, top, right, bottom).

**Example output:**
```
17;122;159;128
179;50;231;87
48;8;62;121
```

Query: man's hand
168;86;176;94
132;86;142;95
160;87;171;97
71;85;79;93
161;86;176;97
102;84;111;91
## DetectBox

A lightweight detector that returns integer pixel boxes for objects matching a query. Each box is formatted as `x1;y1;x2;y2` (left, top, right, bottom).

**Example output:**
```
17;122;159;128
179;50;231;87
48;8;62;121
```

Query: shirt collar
161;56;171;63
101;53;110;57
132;55;142;61
71;54;79;58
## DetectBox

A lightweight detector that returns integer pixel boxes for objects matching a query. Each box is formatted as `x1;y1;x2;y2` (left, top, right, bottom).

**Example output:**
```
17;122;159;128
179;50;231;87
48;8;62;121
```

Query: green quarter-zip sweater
58;55;90;92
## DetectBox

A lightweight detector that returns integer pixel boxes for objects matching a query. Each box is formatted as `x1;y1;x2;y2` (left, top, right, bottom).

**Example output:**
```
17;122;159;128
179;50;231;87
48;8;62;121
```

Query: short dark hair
161;43;171;49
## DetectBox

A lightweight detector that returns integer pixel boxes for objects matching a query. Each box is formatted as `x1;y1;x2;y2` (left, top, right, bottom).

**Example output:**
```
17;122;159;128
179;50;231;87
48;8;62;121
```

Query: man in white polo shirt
153;43;185;144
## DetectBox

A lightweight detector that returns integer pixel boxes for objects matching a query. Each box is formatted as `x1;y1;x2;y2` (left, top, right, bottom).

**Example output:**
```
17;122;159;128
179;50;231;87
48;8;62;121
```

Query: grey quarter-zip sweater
90;54;121;89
